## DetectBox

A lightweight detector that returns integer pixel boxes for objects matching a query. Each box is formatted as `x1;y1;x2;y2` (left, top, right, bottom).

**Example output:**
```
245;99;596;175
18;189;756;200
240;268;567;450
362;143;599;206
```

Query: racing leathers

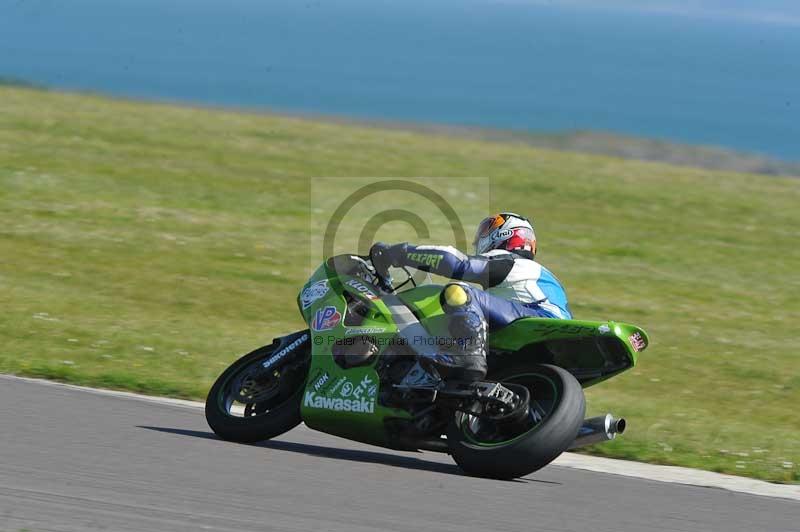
371;243;572;381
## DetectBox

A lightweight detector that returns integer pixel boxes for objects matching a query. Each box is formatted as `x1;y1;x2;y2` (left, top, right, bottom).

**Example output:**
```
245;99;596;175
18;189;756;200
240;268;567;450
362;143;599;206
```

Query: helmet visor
474;215;505;244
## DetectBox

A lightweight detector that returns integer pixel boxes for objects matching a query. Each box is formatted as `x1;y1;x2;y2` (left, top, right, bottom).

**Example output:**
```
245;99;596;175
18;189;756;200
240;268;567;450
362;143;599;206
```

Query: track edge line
2;373;797;501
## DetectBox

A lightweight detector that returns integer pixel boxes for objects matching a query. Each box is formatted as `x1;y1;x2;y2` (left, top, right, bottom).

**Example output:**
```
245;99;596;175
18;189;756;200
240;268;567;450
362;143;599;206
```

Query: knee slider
443;283;470;308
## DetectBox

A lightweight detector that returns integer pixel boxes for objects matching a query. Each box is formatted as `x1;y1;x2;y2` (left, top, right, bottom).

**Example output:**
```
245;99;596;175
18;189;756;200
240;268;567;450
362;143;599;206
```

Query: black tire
447;363;585;479
205;332;310;443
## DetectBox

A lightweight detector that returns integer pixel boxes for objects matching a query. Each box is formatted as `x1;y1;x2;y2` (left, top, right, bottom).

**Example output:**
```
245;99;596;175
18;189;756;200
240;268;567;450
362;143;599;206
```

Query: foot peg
393;361;443;401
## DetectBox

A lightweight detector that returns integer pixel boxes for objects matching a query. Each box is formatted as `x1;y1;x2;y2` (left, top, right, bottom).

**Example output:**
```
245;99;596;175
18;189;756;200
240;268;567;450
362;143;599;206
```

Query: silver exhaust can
569;414;626;450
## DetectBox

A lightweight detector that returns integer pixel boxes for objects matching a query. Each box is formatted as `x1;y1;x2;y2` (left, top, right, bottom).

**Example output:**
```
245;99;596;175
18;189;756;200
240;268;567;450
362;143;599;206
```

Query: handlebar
360;254;394;293
326;253;409;295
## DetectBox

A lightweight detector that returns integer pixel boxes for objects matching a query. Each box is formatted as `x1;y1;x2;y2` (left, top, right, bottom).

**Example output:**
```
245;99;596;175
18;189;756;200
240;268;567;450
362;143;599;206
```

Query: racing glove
369;242;408;273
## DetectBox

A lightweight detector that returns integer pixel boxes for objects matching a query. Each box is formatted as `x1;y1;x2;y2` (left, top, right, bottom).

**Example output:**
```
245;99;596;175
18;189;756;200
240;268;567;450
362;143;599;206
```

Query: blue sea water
1;0;798;159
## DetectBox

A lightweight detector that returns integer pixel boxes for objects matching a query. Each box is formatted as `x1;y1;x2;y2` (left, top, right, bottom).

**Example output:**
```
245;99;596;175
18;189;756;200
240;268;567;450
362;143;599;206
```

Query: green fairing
299;264;411;447
488;319;647;386
396;282;648;387
298;263;648;448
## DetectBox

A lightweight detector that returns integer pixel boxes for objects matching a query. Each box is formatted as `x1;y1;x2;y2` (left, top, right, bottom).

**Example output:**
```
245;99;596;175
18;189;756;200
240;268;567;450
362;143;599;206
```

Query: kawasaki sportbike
206;254;648;479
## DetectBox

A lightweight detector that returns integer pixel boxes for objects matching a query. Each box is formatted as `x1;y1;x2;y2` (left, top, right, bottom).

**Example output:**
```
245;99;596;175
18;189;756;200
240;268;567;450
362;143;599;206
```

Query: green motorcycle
206;254;648;479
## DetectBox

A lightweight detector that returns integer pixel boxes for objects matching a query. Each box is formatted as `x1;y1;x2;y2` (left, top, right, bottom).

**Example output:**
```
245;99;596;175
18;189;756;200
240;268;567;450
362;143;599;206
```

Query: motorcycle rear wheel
446;363;585;479
205;333;309;443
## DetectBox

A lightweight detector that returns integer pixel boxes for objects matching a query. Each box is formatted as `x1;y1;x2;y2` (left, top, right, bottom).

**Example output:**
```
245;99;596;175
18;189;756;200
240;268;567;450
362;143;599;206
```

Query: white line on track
3;374;797;502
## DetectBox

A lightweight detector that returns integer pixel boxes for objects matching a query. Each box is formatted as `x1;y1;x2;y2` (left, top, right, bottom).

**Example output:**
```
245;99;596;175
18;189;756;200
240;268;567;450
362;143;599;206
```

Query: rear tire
447;364;585;479
205;333;309;443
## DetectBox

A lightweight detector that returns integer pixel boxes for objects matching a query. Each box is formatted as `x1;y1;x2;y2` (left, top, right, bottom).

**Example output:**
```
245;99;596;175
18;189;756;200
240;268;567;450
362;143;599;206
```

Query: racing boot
431;283;488;382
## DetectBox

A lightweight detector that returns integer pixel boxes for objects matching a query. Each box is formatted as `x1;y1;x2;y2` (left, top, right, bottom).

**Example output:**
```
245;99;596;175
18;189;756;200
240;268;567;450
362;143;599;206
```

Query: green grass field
1;86;798;482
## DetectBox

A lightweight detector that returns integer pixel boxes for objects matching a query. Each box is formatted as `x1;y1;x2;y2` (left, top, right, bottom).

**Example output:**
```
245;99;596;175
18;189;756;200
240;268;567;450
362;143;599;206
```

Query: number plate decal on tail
629;332;647;352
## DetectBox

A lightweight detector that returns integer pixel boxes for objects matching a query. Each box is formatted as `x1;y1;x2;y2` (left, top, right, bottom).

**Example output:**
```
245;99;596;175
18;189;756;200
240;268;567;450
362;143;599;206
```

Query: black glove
369;242;407;277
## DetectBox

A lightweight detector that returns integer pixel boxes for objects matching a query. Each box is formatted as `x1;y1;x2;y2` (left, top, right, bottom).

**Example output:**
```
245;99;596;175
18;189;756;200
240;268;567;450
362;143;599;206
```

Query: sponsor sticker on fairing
328;377;346;395
352;375;376;399
303;392;375;413
262;333;309;368
345;278;378;300
312;306;341;331
312;371;330;392
301;279;330;309
345;327;386;335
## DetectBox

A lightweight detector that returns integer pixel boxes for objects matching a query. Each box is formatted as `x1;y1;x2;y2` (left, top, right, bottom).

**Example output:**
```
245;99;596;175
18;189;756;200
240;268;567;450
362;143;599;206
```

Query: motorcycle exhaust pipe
569;414;626;450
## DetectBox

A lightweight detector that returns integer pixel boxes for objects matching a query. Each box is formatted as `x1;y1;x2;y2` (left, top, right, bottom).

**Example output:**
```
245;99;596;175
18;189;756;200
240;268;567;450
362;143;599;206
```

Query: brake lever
360;254;394;293
377;273;394;293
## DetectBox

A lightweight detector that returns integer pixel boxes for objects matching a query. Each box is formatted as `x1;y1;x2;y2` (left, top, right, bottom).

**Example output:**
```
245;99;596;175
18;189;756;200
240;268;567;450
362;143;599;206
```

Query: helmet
473;212;537;256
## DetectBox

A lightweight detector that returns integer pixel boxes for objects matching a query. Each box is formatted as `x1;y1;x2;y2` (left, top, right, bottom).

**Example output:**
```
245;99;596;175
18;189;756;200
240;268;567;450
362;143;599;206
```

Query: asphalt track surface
1;377;796;532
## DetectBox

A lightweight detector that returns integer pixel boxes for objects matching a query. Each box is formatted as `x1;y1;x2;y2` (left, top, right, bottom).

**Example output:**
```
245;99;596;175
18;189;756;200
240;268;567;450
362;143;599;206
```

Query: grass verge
1;86;798;482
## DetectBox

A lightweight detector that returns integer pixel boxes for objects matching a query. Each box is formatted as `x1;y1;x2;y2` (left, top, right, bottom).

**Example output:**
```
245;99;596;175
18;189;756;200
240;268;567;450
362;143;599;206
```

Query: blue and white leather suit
396;244;572;330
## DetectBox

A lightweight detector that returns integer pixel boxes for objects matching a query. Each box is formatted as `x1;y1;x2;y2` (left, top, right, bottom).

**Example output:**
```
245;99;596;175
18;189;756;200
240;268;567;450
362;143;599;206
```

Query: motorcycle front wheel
205;331;310;443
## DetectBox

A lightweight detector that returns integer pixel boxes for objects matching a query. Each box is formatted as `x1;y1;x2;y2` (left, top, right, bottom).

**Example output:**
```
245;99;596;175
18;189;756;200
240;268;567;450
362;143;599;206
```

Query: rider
370;212;571;382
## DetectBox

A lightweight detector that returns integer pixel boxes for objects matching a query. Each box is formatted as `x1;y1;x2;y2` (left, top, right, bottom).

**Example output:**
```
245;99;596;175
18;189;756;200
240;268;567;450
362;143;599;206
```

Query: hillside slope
0;87;798;482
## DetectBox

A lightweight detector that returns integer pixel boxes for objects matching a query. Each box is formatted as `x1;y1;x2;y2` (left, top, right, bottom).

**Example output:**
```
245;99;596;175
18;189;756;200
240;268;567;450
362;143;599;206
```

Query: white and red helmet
473;212;537;256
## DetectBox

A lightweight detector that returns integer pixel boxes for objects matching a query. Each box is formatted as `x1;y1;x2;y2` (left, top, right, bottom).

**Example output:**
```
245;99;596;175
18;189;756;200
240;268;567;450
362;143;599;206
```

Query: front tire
447;364;585;479
205;332;310;443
